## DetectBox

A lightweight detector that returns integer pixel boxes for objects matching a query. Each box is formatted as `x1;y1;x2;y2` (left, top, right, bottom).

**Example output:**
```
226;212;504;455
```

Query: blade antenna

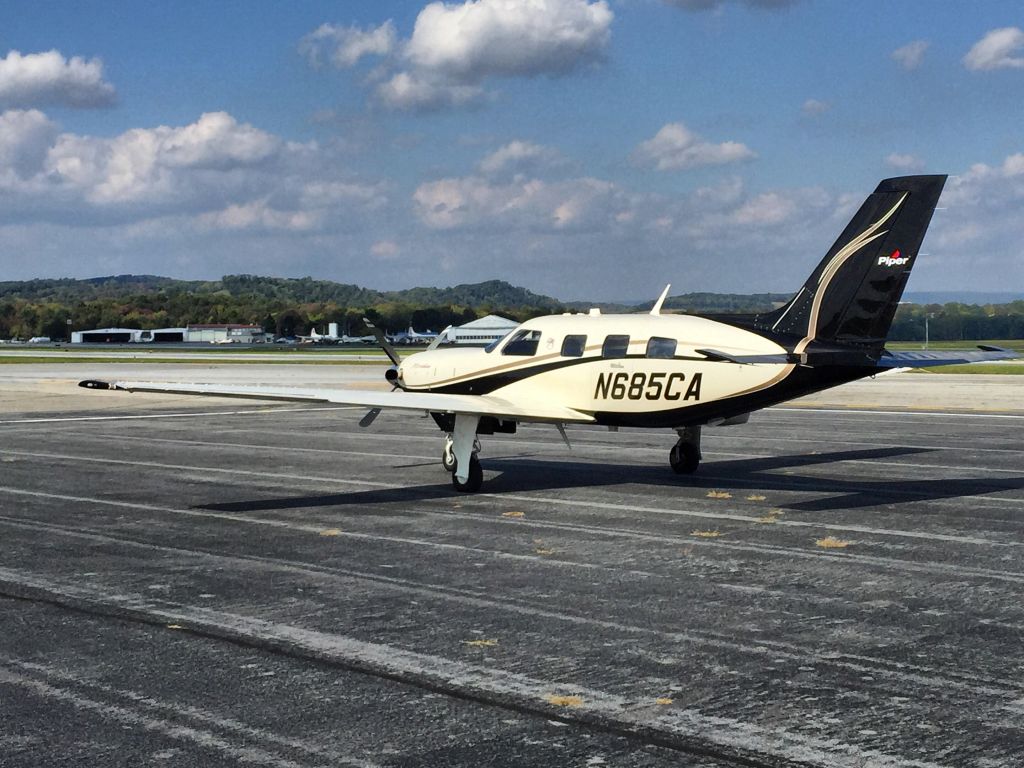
650;284;672;316
362;317;401;366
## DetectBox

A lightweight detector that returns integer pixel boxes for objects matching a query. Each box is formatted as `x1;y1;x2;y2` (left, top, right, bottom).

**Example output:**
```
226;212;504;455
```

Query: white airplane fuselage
396;313;792;427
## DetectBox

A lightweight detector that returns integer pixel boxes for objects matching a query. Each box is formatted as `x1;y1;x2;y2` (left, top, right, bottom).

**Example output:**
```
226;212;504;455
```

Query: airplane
80;175;1017;493
391;326;439;345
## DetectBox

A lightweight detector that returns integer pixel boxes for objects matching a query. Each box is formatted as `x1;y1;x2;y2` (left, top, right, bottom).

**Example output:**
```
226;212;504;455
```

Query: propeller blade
362;317;401;366
359;408;382;428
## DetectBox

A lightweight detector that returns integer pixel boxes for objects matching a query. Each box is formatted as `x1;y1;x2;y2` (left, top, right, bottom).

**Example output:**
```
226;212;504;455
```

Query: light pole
924;313;934;349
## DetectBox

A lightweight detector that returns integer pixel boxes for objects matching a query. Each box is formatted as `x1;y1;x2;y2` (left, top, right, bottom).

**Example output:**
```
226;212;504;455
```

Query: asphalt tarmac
1;369;1023;767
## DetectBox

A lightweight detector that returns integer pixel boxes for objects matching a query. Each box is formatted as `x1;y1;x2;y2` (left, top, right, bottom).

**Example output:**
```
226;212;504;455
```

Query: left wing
78;379;596;424
876;345;1019;369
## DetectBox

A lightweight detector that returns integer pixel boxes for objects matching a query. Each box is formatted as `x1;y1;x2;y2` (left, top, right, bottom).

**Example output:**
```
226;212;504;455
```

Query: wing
876;345;1019;369
78;379;595;424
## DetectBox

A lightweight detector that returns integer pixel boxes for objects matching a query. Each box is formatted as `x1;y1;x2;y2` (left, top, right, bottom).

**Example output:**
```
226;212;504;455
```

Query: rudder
760;175;947;349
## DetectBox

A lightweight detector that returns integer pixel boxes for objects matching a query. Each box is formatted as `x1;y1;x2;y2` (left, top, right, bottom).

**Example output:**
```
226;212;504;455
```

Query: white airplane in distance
392;326;439;345
82;176;1017;492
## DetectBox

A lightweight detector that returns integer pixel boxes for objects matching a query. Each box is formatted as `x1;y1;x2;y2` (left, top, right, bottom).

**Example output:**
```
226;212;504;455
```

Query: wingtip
78;379;112;390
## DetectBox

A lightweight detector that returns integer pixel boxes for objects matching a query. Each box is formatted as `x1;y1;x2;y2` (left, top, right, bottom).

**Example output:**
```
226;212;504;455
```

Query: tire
442;445;457;473
452;455;483;492
669;443;700;474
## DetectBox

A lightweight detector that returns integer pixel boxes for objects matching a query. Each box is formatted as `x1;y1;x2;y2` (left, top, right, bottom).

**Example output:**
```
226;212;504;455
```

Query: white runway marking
2;445;1022;544
0;516;1019;701
0;657;378;767
0;566;960;768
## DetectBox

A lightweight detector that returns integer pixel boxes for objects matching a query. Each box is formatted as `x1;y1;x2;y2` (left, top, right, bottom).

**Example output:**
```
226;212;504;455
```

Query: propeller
358;318;402;428
362;317;401;366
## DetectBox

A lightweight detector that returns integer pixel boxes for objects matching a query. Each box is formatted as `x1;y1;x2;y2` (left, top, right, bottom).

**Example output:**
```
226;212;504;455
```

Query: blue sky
2;0;1023;300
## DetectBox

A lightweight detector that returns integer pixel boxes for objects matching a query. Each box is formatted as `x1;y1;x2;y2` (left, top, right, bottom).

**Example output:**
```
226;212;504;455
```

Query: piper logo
878;249;910;267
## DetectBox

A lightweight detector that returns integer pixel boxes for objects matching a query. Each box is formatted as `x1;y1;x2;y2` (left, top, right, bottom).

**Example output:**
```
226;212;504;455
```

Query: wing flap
78;380;596;424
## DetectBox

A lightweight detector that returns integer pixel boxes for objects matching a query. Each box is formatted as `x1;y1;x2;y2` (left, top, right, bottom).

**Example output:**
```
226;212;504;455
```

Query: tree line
1;275;1021;342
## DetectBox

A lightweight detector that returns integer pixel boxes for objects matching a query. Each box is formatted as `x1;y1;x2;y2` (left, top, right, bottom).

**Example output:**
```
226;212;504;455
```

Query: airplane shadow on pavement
197;445;1024;515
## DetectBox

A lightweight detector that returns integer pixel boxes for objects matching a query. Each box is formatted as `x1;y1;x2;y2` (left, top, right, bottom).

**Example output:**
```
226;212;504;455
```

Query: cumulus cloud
303;0;613;111
0;109;387;236
963;27;1024;71
198;200;321;232
885;153;924;171
801;98;830;117
403;0;612;79
0;49;116;109
0;109;58;178
478;140;563;175
632;122;755;171
891;40;929;70
370;239;401;259
298;21;396;68
413;174;621;231
663;0;800;10
375;71;485;111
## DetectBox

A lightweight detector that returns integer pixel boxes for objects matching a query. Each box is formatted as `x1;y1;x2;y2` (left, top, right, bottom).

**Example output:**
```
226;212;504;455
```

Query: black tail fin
758;175;947;350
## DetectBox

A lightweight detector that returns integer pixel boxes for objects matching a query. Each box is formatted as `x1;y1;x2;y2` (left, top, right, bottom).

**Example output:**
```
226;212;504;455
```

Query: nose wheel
442;434;457;472
669;425;702;474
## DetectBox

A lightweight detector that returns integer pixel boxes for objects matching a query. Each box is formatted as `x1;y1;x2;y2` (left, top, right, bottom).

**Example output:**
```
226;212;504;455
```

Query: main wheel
442;439;457;472
669;442;700;474
452;454;483;492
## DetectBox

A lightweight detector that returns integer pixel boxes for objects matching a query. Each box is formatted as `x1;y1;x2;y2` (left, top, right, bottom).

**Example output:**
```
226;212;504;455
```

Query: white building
185;324;265;343
445;314;519;346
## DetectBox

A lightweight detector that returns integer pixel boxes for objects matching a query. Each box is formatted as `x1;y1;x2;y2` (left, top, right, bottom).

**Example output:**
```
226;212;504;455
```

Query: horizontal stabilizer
877;346;1019;368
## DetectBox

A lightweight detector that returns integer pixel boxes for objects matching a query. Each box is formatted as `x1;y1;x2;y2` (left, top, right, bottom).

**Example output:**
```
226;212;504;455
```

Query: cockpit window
561;334;586;357
601;335;630;358
646;337;677;359
484;331;511;353
501;329;542;356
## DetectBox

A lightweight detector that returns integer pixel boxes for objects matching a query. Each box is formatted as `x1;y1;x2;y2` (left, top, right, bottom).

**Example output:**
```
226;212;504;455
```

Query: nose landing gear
669;425;702;474
446;415;484;492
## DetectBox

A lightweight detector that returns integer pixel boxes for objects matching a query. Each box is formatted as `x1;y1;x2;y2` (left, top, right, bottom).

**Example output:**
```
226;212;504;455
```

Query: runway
1;369;1023;767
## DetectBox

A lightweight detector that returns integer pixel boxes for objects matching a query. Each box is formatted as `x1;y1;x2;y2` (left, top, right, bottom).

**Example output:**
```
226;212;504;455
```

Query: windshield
484;331;513;353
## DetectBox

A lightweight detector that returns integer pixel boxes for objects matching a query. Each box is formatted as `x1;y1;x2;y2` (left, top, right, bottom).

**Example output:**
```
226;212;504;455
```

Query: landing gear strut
669;425;702;474
448;415;484;493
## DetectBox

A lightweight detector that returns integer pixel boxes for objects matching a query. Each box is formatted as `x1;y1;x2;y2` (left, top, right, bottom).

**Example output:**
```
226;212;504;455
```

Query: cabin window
502;329;542;356
646;337;677;359
561;334;586;357
601;335;630;358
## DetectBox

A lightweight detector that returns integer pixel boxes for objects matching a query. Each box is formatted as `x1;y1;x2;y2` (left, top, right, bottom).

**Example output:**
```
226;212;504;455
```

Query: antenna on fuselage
650;284;671;316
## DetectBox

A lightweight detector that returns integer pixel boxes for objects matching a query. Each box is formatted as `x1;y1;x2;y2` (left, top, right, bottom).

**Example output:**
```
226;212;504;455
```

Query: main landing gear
669;425;702;474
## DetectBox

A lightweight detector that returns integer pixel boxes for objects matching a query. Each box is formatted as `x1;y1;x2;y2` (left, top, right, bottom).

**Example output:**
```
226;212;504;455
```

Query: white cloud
299;21;396;68
663;0;800;10
730;192;798;225
198;200;321;232
0;49;115;109
886;153;924;171
478;140;563;175
801;98;830;117
891;40;929;70
371;239;401;259
963;27;1024;72
0;109;57;178
44;111;281;204
376;71;484;111
632;122;755;171
404;0;612;79
320;0;615;111
413;174;620;231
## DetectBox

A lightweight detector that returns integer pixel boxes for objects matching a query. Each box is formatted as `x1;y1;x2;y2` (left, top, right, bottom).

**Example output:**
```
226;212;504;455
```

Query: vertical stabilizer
760;175;947;349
